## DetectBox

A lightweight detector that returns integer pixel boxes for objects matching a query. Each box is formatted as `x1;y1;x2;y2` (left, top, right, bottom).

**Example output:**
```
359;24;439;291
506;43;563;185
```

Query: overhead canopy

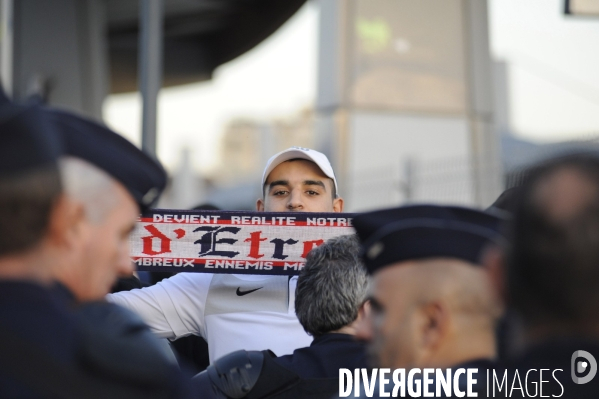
107;0;307;94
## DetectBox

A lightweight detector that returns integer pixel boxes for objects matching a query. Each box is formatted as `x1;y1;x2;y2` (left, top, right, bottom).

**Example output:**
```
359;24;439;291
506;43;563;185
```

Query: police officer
350;205;505;397
46;107;166;304
192;234;369;399
0;89;77;398
0;94;191;398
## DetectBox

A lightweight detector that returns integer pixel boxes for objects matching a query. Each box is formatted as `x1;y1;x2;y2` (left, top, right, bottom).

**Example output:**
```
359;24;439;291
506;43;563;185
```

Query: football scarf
131;210;357;276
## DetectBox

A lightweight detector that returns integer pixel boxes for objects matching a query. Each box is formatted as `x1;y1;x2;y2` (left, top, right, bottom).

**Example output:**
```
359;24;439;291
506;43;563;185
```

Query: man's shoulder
163;271;215;284
193;349;339;399
75;300;146;328
0;285;190;399
0;280;67;308
112;272;215;298
273;334;368;378
0;281;77;347
73;301;187;391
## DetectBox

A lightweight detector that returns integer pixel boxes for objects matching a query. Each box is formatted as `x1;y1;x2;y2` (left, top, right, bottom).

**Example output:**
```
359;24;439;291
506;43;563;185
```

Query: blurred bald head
510;153;599;334
55;157;139;302
365;257;500;369
59;157;120;223
402;259;500;324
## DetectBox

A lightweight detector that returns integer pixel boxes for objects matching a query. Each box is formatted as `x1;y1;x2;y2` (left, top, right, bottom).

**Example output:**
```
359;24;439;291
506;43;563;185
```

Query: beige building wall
216;108;316;185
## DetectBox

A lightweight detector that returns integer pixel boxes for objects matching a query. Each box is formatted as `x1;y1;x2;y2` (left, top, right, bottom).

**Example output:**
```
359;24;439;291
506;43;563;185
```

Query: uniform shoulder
74;301;179;387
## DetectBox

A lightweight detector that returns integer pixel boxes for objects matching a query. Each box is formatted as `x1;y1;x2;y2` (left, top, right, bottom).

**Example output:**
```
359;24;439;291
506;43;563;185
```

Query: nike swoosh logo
236;287;263;296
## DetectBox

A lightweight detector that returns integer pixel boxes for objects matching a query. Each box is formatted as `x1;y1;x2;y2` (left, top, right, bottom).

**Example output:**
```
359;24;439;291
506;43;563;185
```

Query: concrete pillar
316;0;501;210
9;0;109;120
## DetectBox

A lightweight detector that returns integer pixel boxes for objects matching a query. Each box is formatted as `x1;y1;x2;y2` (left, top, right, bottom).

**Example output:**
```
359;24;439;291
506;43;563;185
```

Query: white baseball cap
261;147;339;195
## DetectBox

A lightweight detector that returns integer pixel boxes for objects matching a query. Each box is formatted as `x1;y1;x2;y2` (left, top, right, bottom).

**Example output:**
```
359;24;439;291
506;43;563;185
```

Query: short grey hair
295;235;368;337
59;157;118;223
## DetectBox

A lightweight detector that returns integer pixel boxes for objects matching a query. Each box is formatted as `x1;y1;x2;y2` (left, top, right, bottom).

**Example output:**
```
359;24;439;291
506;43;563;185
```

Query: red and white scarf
131;210;356;276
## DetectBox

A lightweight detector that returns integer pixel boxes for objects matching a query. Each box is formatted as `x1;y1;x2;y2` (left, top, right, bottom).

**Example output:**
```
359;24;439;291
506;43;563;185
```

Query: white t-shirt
107;273;313;362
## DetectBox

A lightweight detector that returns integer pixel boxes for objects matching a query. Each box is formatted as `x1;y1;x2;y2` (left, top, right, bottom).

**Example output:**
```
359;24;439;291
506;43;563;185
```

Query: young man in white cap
108;147;344;363
258;147;343;213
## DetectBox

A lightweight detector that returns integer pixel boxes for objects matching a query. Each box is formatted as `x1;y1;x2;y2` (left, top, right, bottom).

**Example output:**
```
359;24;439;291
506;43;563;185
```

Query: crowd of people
1;86;599;398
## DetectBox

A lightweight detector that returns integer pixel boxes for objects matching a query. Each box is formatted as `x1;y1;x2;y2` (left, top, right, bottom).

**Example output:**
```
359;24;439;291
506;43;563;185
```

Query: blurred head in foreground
295;235;369;337
0;93;64;281
497;153;599;339
353;205;504;369
48;109;167;301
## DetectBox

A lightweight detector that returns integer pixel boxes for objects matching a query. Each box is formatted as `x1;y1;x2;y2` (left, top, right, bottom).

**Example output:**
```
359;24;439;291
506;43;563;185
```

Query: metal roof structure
107;0;306;93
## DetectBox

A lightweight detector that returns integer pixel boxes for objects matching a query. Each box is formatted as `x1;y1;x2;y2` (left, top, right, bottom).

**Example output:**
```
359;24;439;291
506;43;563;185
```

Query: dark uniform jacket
255;333;369;399
0;280;192;399
0;281;80;398
194;333;368;399
482;339;599;398
350;358;495;399
273;333;368;378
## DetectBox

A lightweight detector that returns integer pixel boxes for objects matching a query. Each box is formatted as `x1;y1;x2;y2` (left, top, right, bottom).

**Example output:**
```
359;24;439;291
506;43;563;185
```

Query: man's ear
419;302;448;352
356;300;371;324
482;245;506;305
354;300;373;341
333;197;344;212
47;195;85;250
256;198;265;212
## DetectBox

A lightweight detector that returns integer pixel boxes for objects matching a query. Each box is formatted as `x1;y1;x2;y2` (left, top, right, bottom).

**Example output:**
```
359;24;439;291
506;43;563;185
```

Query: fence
346;133;599;212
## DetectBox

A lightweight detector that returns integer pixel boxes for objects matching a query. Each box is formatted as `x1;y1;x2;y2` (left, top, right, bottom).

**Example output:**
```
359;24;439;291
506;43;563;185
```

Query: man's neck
426;328;496;369
330;317;365;336
330;325;358;336
0;246;53;284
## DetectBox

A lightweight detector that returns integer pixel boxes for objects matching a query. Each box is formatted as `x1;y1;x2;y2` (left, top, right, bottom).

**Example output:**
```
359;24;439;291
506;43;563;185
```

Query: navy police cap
0;90;61;176
46;109;167;211
353;205;506;274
